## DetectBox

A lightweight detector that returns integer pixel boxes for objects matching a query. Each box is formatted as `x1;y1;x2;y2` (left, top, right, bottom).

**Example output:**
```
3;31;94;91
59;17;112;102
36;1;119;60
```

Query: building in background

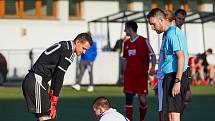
0;0;214;84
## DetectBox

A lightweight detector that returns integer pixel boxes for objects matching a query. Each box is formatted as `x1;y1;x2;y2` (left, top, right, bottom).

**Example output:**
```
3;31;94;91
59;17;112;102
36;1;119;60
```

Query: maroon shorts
123;73;148;95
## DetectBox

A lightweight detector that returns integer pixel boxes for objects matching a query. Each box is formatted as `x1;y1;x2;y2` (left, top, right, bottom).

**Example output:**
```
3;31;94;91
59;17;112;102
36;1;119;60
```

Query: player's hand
49;96;59;119
172;82;181;97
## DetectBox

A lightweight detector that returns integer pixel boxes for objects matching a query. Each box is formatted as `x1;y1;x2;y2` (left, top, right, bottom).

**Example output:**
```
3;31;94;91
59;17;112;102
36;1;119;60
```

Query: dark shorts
162;69;190;113
22;72;50;115
186;67;192;91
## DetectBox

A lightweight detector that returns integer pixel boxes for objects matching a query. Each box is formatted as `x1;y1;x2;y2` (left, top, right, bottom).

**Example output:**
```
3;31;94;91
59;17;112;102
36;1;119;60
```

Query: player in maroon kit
123;21;156;121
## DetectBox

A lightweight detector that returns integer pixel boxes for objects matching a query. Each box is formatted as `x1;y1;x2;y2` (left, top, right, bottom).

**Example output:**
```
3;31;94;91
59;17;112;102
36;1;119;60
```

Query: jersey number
44;43;61;55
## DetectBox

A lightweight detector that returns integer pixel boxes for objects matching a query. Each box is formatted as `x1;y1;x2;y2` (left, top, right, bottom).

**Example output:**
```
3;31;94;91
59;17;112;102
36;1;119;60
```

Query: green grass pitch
0;85;215;121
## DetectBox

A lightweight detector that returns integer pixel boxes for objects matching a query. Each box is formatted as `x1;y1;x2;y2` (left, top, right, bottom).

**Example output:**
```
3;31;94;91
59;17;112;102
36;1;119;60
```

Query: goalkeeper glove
49;94;59;119
49;89;54;97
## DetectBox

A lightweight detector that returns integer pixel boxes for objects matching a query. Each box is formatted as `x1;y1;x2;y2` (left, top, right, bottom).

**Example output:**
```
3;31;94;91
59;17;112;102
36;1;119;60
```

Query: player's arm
91;42;97;63
172;50;184;97
146;39;156;75
170;33;185;97
122;41;127;65
52;53;72;96
149;54;156;75
176;51;185;80
93;42;97;58
49;42;73;119
49;65;69;119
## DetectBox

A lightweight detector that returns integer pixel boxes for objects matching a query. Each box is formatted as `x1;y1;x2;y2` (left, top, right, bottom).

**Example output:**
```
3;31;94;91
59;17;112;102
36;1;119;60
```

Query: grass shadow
0;95;215;121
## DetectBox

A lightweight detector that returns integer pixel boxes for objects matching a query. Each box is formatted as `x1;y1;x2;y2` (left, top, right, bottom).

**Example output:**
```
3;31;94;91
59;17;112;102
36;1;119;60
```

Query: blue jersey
80;42;97;61
161;25;188;74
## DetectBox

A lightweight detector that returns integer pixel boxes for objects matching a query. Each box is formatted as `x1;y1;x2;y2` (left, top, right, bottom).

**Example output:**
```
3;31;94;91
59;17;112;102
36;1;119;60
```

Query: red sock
125;105;133;121
139;106;147;121
159;111;163;121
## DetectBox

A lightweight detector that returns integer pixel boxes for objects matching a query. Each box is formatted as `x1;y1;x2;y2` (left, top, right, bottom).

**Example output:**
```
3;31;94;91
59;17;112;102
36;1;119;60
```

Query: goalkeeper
22;33;92;121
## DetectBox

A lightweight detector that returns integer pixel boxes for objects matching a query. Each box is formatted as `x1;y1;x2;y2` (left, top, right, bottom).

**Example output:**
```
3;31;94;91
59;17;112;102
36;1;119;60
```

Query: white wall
64;52;119;85
84;1;119;21
185;24;204;53
133;1;144;11
90;21;212;55
202;3;214;12
0;49;119;85
204;22;215;50
184;22;215;54
0;0;215;84
1;0;214;53
58;0;69;21
0;20;88;50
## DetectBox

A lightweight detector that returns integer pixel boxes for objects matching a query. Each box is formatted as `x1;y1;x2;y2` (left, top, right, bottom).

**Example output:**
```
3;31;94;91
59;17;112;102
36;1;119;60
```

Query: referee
147;8;189;121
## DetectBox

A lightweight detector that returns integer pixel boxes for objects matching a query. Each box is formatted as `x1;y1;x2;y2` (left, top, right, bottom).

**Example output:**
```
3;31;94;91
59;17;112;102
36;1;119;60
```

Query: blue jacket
81;42;97;61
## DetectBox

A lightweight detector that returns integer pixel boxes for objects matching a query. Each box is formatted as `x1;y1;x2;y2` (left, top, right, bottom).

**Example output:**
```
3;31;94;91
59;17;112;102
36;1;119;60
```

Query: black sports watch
175;78;181;83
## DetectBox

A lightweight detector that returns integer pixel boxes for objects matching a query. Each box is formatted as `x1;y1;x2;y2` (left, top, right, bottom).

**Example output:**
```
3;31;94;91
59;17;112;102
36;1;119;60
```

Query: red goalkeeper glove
49;89;54;97
49;91;59;119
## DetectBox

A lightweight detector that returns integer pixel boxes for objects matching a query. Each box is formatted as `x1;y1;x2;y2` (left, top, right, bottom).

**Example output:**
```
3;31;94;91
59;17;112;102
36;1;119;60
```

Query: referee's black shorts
22;72;50;115
162;69;190;113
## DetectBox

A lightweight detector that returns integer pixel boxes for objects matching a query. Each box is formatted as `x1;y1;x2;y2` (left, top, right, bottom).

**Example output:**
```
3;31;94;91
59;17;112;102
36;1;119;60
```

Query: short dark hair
175;9;187;17
92;96;111;110
206;48;213;54
125;21;138;32
147;8;166;19
165;10;175;22
74;33;93;46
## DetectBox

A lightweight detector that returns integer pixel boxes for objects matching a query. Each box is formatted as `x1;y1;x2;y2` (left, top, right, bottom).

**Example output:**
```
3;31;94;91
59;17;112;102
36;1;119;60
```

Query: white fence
0;49;120;85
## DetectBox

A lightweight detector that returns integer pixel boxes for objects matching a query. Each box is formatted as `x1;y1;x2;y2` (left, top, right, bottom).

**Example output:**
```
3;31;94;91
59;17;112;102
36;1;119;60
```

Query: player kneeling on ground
92;96;130;121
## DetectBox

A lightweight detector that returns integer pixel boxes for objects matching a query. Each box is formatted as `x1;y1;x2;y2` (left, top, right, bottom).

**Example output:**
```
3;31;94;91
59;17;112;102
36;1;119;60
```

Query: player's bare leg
168;112;180;121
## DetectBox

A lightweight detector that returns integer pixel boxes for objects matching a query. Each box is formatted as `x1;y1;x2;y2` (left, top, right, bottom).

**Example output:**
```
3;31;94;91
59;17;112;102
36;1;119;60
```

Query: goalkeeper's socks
139;106;147;121
125;105;133;121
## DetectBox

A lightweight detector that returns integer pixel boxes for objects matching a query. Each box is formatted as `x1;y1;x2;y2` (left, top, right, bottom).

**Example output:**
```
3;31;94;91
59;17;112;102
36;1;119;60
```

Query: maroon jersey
123;36;151;94
123;36;150;76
